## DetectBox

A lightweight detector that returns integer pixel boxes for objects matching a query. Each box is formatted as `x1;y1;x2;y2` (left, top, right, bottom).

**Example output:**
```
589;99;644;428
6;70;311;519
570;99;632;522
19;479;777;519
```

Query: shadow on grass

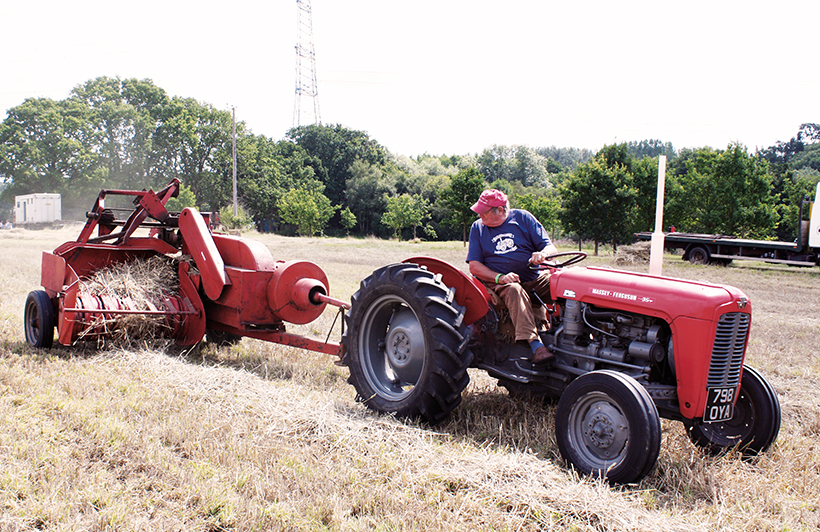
178;338;349;390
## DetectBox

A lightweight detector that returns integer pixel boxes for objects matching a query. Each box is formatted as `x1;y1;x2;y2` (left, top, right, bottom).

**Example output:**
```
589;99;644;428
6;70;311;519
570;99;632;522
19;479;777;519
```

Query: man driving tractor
466;189;557;365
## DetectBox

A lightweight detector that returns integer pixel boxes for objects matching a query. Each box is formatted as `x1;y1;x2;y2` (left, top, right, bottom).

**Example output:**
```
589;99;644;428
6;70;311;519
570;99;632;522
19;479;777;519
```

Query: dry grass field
1;227;819;531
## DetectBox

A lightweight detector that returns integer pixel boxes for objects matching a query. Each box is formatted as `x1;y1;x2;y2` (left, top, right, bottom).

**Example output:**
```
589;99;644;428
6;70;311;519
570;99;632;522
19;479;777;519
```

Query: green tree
381;193;434;240
560;144;637;254
165;183;198;211
279;187;338;236
777;170;819;241
626;139;676;161
477;145;551;187
631;156;661;232
440;167;485;245
69;77;168;190
151;97;233;211
666;144;777;238
345;160;395;235
340;207;357;235
218;204;254;232
514;192;561;235
534;146;594;172
286;124;388;210
0;97;104;207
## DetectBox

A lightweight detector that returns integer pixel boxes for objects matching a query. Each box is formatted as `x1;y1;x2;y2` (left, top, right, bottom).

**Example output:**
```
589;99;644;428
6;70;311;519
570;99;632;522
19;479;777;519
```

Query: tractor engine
549;299;670;379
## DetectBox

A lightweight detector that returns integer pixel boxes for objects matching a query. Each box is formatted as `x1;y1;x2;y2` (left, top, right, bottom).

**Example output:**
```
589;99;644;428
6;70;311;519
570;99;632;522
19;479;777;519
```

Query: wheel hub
581;401;628;459
388;329;412;364
587;414;615;448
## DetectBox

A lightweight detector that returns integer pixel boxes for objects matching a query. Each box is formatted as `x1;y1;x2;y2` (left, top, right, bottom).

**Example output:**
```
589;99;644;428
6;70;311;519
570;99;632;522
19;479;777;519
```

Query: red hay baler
25;179;348;355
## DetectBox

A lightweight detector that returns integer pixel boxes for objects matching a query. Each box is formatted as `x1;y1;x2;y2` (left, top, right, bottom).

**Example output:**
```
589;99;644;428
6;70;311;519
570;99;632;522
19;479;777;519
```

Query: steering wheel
530;251;587;270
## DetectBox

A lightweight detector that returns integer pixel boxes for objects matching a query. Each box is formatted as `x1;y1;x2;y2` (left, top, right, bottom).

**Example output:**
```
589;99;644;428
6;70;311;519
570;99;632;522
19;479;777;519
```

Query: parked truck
636;182;820;266
14;193;62;228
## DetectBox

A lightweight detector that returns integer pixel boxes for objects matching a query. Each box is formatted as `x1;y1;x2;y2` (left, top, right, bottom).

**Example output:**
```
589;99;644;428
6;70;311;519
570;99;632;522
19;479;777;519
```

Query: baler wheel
24;290;55;348
342;263;473;425
205;328;242;347
555;370;661;484
685;365;781;456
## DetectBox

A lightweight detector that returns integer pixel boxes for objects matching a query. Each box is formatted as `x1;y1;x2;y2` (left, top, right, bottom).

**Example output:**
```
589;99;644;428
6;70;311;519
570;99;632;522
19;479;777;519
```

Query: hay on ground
614;241;651;265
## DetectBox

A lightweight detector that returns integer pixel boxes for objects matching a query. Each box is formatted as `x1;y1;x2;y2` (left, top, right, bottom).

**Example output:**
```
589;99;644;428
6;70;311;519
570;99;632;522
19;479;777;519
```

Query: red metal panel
58;268;80;346
550;266;736;321
41;252;66;297
176;262;206;347
212;234;277;271
268;260;328;325
235;269;277;325
139;190;169;222
179;207;228;301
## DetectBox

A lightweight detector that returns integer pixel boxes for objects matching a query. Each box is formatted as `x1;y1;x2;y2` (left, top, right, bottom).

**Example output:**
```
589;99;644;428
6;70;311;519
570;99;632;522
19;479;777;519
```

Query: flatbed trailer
636;183;820;267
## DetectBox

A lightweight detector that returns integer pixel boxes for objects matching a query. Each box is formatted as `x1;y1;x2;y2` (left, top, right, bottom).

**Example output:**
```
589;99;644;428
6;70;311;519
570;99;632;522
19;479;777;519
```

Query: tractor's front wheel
342;263;473;425
555;370;661;484
685;365;781;456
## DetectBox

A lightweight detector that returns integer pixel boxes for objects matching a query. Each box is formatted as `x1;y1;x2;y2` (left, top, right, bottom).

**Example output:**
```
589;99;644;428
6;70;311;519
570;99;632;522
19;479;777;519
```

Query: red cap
471;189;508;214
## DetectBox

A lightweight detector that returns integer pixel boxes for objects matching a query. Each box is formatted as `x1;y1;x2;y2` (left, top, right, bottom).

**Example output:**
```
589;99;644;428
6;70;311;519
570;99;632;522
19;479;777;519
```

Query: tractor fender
402;256;489;325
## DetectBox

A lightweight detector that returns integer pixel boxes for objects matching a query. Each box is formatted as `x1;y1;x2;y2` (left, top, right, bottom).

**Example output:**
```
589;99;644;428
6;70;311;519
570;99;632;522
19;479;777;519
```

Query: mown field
1;226;819;531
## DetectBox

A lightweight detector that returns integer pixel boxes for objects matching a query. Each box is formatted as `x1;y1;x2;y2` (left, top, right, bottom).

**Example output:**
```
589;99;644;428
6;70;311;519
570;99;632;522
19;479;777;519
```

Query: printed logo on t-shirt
492;233;517;255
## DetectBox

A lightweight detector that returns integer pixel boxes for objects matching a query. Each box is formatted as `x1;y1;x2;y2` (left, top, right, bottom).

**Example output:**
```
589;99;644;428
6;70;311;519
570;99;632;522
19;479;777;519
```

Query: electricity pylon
293;0;321;127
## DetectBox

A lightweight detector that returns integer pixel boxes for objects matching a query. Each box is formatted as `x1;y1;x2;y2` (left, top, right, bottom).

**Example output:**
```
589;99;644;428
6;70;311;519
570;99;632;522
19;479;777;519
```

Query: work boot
533;345;555;366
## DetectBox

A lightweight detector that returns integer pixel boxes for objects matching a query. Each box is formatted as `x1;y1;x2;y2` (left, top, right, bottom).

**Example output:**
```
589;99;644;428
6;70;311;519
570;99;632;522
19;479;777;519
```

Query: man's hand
497;272;520;284
529;251;548;265
529;244;558;265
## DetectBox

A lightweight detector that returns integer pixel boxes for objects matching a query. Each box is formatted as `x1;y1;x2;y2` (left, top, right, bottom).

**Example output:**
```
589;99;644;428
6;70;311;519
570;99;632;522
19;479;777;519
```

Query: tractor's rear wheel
342;263;473;425
24;290;55;348
555;370;661;484
685;365;781;456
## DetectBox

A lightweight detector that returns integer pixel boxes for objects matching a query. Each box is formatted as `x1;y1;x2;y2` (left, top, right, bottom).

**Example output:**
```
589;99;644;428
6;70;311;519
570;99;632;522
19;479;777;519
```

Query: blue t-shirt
466;209;551;283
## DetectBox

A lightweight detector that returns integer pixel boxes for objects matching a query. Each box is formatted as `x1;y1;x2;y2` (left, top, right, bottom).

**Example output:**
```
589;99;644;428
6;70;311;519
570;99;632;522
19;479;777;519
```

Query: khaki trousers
484;273;551;343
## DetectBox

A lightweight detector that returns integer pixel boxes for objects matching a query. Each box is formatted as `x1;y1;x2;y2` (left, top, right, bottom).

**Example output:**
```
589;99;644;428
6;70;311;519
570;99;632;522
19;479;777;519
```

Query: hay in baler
79;255;180;347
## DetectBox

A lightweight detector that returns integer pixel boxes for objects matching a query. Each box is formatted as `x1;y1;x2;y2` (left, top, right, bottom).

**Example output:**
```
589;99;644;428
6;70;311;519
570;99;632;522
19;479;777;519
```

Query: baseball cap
471;189;508;214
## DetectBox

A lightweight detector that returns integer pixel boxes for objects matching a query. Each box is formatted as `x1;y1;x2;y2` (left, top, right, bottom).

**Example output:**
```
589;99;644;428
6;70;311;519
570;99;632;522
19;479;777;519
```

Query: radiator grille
707;312;749;387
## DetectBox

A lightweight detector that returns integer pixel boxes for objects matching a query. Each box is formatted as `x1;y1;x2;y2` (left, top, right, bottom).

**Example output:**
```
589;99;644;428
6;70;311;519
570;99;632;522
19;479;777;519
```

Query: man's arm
469;260;520;285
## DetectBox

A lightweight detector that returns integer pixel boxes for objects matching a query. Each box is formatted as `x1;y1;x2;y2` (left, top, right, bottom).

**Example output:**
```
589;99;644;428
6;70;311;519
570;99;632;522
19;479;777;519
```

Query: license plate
703;386;736;422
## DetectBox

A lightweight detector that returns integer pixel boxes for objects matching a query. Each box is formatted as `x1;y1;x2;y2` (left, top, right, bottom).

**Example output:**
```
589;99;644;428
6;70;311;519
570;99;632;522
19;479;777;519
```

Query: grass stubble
0;227;818;531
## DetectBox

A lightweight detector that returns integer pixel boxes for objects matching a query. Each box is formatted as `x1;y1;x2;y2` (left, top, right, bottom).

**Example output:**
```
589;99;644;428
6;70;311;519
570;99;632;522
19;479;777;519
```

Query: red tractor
24;180;781;484
340;255;781;484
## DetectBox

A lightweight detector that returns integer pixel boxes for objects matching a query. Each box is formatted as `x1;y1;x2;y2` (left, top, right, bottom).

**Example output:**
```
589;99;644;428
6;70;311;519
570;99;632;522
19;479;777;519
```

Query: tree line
1;77;818;250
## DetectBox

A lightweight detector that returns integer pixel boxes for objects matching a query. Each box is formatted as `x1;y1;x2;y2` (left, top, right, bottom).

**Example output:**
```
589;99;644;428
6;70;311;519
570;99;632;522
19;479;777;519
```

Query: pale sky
1;0;818;157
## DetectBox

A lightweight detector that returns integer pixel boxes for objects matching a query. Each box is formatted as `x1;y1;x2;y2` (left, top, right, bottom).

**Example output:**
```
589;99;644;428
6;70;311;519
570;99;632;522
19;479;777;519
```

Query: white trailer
14;193;62;226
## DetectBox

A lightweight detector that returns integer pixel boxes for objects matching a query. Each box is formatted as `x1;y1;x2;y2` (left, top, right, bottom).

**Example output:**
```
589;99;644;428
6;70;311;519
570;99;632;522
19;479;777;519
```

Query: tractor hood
550;266;750;321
